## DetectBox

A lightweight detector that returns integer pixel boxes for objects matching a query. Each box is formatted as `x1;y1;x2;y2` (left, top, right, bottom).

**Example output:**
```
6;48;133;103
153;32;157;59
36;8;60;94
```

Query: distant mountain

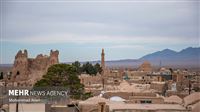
140;47;199;61
99;47;200;68
140;49;177;60
138;47;200;68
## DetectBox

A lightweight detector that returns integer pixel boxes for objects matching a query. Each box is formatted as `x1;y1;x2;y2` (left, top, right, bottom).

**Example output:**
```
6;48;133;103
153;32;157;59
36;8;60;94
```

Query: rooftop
164;95;183;104
109;103;186;111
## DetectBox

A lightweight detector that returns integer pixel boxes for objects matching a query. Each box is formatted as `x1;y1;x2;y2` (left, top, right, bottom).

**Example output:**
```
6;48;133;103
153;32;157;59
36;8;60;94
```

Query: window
140;100;152;104
140;100;146;104
146;100;152;103
17;71;20;75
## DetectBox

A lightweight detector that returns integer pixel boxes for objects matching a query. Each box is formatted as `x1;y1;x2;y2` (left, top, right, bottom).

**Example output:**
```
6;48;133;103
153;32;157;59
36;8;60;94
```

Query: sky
0;0;199;64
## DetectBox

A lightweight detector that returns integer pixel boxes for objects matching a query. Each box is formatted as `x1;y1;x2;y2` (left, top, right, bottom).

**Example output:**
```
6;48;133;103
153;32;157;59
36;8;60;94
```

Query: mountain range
95;47;200;68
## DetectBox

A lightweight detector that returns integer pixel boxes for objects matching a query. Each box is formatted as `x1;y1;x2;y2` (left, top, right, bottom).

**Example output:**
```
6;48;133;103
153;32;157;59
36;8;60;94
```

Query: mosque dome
138;61;152;72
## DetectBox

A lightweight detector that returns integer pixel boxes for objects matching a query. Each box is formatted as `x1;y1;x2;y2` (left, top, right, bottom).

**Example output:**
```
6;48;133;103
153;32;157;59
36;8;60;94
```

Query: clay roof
189;101;200;112
183;92;200;106
106;81;151;93
164;95;182;104
109;104;186;110
79;96;109;105
119;80;131;92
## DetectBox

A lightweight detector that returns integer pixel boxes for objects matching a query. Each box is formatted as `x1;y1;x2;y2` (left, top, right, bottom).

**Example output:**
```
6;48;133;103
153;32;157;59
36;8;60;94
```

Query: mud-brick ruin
11;49;59;86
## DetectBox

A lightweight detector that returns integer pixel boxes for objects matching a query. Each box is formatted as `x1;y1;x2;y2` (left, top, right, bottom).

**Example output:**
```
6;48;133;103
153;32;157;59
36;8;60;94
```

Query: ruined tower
49;50;59;65
11;49;59;85
12;49;29;80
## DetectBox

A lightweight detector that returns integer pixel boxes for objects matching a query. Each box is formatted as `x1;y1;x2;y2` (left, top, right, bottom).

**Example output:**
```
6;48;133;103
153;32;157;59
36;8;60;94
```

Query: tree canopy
34;62;100;99
34;64;85;99
72;61;82;75
0;72;3;80
72;61;102;75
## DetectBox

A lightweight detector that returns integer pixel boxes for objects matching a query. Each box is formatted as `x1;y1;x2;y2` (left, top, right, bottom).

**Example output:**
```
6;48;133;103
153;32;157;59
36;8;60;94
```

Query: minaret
101;48;105;72
101;48;105;89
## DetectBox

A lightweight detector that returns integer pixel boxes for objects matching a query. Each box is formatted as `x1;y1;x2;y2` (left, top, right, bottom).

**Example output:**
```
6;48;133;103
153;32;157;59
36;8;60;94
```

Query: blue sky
0;0;199;64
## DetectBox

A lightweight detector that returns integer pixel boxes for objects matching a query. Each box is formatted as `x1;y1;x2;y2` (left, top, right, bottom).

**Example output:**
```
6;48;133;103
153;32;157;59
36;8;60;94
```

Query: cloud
2;32;197;46
2;0;198;42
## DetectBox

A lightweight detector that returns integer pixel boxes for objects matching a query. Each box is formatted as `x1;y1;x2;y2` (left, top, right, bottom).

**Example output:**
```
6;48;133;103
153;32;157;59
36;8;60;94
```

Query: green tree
82;92;93;100
87;63;97;75
72;61;81;75
94;63;102;74
82;62;97;75
34;64;84;99
81;62;102;75
0;72;3;80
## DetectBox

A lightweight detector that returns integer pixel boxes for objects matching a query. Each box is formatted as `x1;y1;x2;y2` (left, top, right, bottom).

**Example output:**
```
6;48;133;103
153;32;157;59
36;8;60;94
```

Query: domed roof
143;61;151;65
160;67;166;71
138;61;152;72
110;96;126;102
80;96;109;104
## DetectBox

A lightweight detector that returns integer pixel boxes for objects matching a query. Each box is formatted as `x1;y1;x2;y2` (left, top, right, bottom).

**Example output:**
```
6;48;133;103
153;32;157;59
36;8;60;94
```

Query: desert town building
78;92;200;112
